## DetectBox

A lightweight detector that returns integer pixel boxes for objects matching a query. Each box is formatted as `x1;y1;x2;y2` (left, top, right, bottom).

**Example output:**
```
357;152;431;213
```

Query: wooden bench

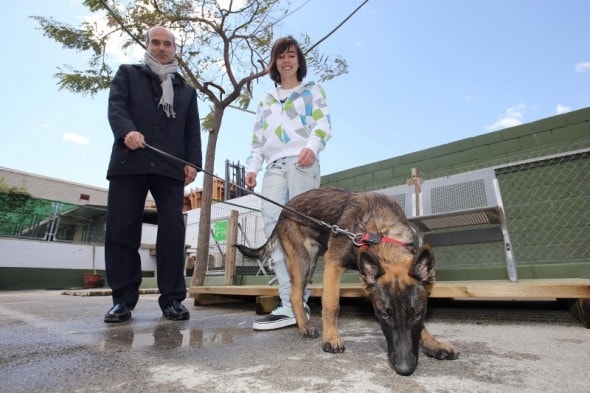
189;279;590;327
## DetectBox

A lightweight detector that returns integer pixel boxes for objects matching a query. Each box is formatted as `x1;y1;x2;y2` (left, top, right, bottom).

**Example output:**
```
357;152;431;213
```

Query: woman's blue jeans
261;156;320;309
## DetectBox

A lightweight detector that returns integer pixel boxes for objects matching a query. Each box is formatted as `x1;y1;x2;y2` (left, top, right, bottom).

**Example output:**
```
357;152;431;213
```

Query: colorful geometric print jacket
246;81;332;173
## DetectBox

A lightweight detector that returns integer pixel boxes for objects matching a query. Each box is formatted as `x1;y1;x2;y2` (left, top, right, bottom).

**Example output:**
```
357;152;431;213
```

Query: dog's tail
234;227;280;262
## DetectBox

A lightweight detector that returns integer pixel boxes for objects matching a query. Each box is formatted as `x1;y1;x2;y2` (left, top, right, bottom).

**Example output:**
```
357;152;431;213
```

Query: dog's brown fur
236;187;458;375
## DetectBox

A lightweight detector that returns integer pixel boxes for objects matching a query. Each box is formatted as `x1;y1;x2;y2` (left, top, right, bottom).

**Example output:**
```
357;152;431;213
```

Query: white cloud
63;133;90;145
108;36;145;64
83;13;144;65
486;104;526;131
217;0;247;10
574;62;590;73
556;104;571;114
39;124;49;128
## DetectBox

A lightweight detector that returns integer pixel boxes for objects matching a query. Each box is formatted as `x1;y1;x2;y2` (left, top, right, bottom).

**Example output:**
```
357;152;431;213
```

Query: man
104;26;202;323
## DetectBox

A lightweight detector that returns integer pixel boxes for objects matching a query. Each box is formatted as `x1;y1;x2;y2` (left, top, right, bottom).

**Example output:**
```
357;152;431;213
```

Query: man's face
147;28;175;64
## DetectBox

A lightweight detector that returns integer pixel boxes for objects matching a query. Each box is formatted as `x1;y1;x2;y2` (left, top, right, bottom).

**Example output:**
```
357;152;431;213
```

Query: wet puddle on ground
99;325;240;351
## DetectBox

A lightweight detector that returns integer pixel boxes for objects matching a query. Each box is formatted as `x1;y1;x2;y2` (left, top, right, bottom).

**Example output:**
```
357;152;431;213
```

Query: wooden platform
189;279;590;328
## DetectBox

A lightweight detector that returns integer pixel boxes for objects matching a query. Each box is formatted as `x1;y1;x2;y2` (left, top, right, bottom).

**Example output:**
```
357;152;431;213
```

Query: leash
142;143;409;248
143;144;345;235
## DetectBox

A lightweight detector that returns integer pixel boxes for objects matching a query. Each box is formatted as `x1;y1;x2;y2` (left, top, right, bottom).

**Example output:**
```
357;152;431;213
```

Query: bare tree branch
306;0;369;54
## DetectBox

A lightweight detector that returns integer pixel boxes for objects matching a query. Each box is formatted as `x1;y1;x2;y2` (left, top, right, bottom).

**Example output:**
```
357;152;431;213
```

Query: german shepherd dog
236;188;458;375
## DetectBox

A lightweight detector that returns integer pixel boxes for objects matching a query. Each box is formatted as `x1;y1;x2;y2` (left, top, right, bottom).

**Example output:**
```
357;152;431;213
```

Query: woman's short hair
268;36;307;84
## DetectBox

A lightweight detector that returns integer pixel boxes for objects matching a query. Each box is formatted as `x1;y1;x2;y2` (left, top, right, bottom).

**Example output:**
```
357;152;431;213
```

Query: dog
236;187;458;375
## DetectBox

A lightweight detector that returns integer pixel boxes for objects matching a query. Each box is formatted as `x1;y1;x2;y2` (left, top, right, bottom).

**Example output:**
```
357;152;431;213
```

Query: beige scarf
144;52;178;118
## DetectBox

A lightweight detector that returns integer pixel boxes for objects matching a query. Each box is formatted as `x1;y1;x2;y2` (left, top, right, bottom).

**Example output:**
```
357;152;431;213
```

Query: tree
0;178;31;212
32;0;361;286
0;178;32;236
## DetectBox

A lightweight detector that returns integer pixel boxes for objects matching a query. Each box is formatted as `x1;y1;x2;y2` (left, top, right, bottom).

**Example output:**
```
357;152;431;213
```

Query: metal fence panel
0;199;106;244
496;151;590;265
197;200;266;276
426;148;590;271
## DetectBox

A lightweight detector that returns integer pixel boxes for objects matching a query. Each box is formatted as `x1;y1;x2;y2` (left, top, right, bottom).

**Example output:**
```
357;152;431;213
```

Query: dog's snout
390;354;418;376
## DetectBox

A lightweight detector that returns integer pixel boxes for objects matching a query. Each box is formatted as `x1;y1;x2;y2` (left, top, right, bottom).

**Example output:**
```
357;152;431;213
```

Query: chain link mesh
421;144;590;271
202;200;266;276
496;150;589;265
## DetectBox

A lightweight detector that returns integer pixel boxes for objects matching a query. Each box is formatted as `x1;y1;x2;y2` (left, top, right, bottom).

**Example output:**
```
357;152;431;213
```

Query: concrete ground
0;290;588;393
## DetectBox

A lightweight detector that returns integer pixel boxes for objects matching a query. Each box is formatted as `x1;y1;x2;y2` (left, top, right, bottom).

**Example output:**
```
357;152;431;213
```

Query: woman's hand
297;148;316;167
245;172;257;189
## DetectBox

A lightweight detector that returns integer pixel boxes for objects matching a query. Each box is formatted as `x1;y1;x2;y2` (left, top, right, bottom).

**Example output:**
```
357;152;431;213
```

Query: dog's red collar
358;232;410;249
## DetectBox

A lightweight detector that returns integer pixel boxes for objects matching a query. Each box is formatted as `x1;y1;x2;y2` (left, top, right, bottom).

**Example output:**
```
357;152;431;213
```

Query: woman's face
276;46;299;81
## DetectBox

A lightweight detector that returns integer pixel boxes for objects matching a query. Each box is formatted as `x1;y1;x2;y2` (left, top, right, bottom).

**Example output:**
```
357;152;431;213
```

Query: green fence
428;148;590;279
497;150;589;266
0;198;106;244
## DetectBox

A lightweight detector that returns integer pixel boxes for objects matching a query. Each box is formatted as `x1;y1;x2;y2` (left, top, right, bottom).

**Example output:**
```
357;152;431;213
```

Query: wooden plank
223;210;239;285
188;279;590;328
190;285;279;297
431;279;590;299
188;279;590;300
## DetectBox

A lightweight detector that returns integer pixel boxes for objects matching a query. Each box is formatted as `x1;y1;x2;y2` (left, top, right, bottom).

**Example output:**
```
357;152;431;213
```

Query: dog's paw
322;339;345;353
423;342;459;360
299;325;319;339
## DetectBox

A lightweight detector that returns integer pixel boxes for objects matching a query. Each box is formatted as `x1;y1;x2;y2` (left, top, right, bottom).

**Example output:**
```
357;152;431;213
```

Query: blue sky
2;0;589;192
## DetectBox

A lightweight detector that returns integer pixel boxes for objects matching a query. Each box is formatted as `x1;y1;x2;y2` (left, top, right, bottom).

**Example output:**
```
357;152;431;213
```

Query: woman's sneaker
253;304;295;330
252;303;311;330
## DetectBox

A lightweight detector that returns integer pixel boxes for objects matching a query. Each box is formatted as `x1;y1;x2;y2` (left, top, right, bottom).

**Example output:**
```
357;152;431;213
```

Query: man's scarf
144;52;178;118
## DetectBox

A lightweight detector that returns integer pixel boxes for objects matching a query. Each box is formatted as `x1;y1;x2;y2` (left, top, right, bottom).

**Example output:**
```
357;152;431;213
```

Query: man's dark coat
107;64;202;181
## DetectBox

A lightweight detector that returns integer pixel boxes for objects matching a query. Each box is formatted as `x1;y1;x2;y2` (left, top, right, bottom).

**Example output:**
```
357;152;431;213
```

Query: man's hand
184;165;197;186
123;131;145;150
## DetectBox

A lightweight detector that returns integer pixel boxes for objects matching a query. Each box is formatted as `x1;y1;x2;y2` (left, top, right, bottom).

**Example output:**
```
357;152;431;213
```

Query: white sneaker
253;304;295;330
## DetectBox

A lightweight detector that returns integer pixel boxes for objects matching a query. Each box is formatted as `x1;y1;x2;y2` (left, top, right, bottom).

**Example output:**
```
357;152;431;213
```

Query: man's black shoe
163;299;190;321
104;303;132;323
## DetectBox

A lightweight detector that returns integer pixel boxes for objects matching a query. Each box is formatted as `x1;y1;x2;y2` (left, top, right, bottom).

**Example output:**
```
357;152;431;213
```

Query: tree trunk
192;107;224;287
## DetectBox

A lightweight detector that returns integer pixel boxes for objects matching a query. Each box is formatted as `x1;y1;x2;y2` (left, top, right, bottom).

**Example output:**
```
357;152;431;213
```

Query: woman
245;36;332;330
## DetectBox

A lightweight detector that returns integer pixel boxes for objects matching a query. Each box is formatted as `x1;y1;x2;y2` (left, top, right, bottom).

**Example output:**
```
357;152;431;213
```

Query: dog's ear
412;244;435;284
358;250;383;286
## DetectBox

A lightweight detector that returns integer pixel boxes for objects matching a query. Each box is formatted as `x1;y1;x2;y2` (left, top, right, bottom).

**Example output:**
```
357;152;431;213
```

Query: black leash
142;143;362;243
